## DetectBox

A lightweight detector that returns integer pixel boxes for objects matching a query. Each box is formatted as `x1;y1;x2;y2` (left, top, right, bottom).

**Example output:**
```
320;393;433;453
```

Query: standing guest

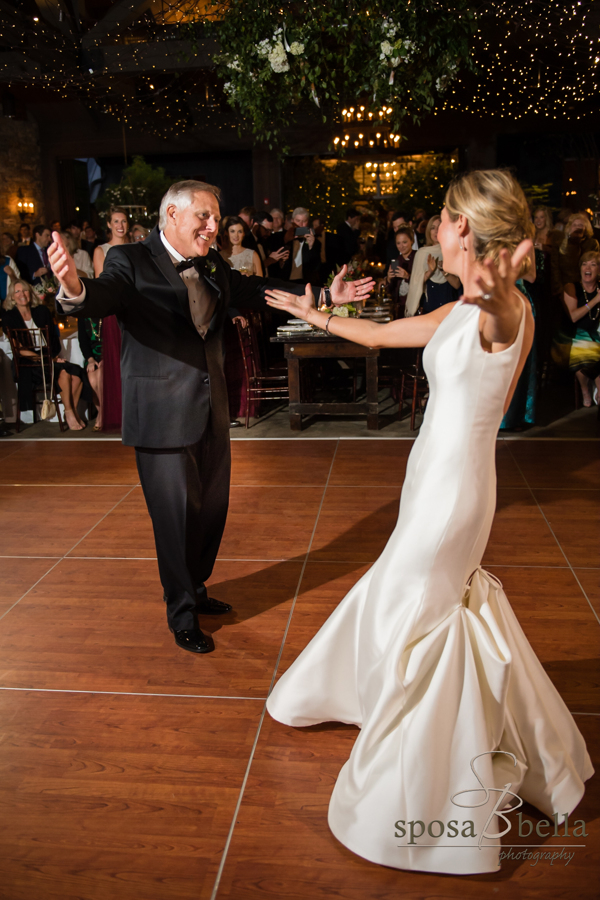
238;206;257;228
335;207;361;267
131;224;150;243
18;224;31;246
251;212;289;274
48;180;374;653
500;244;538;431
95;208;129;432
280;207;321;284
405;216;461;316
62;232;93;279
552;212;599;292
81;225;100;258
386;210;415;264
1;244;21;304
552;251;600;406
66;221;82;249
2;279;86;430
270;208;284;234
50;220;62;233
532;206;553;251
1;232;18;260
387;225;416;315
16;224;52;285
220;216;262;275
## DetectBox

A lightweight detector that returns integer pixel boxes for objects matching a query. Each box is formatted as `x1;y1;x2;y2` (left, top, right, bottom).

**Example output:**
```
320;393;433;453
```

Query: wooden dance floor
0;438;598;899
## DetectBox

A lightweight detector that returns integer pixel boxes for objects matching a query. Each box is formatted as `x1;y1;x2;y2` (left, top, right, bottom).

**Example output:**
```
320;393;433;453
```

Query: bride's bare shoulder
432;300;460;323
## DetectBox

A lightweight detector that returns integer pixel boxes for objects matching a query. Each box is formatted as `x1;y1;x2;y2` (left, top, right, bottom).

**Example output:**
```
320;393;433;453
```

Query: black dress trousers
135;423;231;631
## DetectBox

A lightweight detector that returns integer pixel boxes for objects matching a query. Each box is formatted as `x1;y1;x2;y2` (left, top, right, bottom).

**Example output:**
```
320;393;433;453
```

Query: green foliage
283;157;358;228
519;182;554;208
185;1;477;152
95;156;173;226
392;154;458;216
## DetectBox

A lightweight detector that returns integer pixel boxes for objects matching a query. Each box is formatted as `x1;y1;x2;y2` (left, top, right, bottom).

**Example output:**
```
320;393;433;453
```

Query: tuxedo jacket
58;227;303;448
16;244;45;284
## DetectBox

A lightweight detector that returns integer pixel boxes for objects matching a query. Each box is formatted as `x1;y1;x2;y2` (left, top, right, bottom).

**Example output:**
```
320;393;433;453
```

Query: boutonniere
206;260;217;278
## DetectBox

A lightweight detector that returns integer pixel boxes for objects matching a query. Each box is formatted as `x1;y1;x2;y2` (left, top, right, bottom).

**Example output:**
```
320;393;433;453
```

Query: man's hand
330;265;375;306
231;315;248;329
305;232;316;250
33;266;49;278
268;246;289;263
47;231;82;298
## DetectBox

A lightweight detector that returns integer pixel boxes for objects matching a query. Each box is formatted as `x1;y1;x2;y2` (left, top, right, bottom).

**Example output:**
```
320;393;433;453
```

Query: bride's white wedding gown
267;300;593;875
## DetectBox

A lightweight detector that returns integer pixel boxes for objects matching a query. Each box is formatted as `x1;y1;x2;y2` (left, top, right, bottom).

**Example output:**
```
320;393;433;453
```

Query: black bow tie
175;258;198;273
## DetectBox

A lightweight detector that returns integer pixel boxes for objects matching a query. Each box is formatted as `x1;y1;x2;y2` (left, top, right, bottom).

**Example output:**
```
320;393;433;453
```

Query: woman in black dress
2;279;86;430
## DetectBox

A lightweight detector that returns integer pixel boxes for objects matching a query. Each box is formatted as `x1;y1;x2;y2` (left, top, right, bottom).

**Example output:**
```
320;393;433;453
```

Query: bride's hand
461;240;532;344
265;284;316;321
461;240;532;315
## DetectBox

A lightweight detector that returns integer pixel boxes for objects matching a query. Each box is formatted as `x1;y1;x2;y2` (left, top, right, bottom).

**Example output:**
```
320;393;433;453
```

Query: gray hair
270;207;283;217
159;180;222;230
292;207;308;219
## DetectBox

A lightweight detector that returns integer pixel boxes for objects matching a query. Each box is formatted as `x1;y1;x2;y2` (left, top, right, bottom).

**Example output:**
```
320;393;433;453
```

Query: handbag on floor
38;331;56;421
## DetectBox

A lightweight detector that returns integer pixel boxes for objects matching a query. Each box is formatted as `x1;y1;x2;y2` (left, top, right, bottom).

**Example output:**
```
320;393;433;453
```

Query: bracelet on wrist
325;313;335;335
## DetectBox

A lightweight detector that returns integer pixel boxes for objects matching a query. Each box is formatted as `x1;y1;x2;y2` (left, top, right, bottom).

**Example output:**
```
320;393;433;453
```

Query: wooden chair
5;326;67;432
397;349;429;431
235;317;289;428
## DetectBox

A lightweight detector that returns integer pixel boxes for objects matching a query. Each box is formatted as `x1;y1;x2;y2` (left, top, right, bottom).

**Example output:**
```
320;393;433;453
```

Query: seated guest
62;232;93;279
17;224;31;246
2;279;86;430
405;215;461;316
386;225;416;314
552;252;600;407
77;315;103;430
131;224;150;243
220;216;262;275
335;207;361;267
16;224;52;285
552;212;599;294
280;207;321;284
533;206;554;251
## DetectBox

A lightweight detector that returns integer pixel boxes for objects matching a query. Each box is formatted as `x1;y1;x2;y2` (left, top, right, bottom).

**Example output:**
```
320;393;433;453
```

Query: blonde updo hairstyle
445;169;534;276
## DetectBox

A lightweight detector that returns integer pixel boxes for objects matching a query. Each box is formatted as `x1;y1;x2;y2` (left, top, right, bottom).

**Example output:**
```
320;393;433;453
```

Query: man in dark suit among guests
280;207;322;284
335;207;361;267
48;181;374;655
16;224;52;285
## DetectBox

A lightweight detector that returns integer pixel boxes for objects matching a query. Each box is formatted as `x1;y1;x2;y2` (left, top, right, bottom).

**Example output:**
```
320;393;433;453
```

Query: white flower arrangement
227;57;242;70
256;38;271;57
268;41;290;73
380;40;393;58
289;41;304;55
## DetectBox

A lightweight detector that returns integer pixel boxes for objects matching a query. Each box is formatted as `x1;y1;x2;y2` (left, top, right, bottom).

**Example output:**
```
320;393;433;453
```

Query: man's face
69;225;81;240
293;213;309;228
272;212;283;231
258;220;273;239
392;217;406;233
349;215;361;229
239;211;251;226
85;227;95;240
37;229;51;248
164;191;221;258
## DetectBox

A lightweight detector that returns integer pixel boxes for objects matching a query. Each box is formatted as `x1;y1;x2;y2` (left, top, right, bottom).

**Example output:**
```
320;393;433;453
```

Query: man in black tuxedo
335;207;362;267
49;181;374;655
16;224;52;285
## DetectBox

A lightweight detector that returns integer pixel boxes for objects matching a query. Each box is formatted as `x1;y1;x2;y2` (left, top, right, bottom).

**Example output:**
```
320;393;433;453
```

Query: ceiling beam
81;0;152;48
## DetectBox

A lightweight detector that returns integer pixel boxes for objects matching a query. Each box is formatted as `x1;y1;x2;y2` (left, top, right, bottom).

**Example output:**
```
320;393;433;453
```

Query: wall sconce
17;191;35;222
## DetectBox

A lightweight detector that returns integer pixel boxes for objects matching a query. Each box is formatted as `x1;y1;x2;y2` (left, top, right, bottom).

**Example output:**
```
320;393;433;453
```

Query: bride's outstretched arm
264;285;453;349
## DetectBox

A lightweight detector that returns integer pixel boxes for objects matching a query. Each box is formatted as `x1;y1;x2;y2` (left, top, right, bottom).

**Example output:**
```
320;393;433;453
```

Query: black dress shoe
197;597;233;615
170;627;214;654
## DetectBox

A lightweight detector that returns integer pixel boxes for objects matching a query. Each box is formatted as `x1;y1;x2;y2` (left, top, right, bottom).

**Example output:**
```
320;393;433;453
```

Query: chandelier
333;105;401;154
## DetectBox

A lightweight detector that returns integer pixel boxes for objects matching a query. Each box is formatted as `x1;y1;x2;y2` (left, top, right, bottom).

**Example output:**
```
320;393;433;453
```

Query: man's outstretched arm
48;231;130;319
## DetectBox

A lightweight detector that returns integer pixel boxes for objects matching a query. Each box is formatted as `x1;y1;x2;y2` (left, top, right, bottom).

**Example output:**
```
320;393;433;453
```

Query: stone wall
0;115;45;236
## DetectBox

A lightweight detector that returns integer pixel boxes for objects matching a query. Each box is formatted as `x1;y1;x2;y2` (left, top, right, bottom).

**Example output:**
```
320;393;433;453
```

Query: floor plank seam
0;686;267;700
208;438;341;900
504;442;600;628
0;484;139;625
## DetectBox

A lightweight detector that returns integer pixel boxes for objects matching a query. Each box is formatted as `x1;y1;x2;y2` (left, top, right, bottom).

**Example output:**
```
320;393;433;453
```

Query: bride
264;170;593;876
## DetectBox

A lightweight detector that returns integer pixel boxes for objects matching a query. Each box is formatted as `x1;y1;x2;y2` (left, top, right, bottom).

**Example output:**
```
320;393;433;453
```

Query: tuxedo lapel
145;227;192;323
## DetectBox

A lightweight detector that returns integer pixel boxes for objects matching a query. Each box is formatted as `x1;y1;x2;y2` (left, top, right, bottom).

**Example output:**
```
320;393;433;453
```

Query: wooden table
270;331;381;431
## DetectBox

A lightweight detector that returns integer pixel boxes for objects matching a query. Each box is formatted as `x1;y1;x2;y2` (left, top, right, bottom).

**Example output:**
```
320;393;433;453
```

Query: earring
459;238;464;250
